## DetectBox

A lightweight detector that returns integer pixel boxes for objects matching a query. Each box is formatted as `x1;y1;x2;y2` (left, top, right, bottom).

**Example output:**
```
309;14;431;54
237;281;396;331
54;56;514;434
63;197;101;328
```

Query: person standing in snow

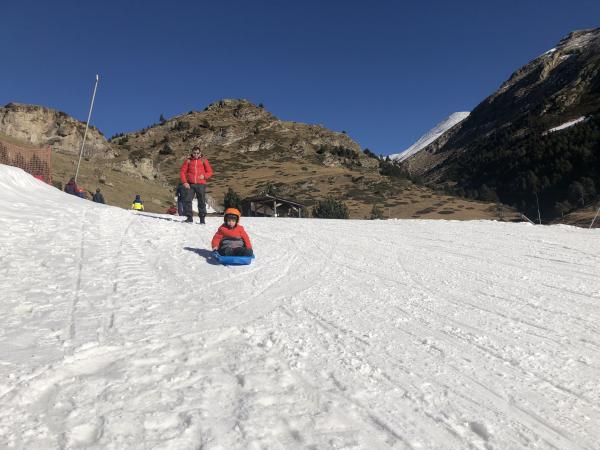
211;208;254;256
131;194;144;211
64;178;78;196
92;188;105;204
180;146;213;224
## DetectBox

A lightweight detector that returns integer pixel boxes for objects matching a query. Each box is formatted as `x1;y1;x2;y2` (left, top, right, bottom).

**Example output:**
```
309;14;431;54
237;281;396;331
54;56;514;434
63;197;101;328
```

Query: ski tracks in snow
1;175;600;450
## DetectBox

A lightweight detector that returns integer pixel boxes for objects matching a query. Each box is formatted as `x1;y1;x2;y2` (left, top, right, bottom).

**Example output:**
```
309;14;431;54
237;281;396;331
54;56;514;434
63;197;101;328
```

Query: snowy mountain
1;164;600;449
389;112;470;162
405;28;600;220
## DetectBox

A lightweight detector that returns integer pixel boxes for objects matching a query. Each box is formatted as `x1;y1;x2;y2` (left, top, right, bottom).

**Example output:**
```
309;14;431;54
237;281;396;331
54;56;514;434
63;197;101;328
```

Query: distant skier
131;194;144;211
180;146;213;224
211;208;254;257
92;188;105;204
64;178;79;196
166;204;177;215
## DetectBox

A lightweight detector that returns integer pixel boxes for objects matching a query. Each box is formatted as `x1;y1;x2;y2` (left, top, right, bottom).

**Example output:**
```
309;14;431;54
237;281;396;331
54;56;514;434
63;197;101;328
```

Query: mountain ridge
400;27;600;220
389;112;470;162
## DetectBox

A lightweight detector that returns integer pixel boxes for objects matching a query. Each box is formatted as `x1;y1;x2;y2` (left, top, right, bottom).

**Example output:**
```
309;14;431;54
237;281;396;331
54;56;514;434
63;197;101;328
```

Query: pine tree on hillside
370;205;385;220
223;187;242;211
313;197;349;219
261;182;279;197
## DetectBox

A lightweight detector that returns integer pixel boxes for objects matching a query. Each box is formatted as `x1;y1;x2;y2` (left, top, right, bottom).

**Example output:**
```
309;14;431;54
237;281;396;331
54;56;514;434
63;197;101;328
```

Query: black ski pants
184;184;206;218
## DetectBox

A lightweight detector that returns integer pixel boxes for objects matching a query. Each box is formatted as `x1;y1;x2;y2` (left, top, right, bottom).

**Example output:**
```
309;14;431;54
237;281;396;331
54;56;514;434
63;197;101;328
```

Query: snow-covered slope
390;112;470;162
1;164;600;449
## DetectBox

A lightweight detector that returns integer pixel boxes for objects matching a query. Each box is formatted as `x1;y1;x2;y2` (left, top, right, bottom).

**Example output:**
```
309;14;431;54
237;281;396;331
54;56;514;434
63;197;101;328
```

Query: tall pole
75;74;100;182
535;192;542;224
590;205;600;229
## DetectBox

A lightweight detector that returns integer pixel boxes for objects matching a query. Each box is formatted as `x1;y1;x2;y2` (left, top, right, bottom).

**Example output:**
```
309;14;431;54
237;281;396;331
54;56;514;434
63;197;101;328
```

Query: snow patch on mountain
390;112;470;162
544;116;589;134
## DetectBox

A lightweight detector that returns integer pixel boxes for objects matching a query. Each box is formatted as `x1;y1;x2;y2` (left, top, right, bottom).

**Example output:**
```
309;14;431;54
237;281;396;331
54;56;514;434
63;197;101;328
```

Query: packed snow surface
1;164;600;449
390;112;470;162
545;116;588;134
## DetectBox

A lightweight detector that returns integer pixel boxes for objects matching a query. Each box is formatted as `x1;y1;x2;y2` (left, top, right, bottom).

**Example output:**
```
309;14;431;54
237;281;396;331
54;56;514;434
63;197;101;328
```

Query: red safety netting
0;138;52;184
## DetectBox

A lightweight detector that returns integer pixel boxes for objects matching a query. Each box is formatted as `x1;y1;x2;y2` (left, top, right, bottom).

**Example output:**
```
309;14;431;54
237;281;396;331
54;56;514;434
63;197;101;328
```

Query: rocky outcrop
116;99;378;179
0;103;114;157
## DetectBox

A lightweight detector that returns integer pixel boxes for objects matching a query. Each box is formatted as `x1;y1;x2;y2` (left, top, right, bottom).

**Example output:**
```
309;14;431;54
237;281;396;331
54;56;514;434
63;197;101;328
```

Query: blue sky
2;0;599;155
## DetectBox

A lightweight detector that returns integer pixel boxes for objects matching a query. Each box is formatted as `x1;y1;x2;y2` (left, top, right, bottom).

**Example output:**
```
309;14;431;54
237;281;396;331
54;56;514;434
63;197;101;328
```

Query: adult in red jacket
180;146;213;224
211;208;254;256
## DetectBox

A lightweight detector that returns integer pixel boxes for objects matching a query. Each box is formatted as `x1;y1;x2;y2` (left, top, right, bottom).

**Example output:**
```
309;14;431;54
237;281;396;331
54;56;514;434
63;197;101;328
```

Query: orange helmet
224;208;241;224
224;208;241;217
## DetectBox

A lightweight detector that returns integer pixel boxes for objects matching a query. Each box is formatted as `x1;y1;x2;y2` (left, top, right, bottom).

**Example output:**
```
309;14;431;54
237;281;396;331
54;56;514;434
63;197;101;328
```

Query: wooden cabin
242;194;306;218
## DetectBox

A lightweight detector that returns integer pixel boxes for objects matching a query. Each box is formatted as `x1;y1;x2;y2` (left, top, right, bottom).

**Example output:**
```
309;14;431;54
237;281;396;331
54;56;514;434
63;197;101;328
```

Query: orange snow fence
0;138;52;184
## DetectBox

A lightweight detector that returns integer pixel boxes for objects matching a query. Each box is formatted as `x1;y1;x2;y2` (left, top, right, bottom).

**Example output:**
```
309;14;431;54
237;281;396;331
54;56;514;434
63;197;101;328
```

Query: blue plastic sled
213;251;255;265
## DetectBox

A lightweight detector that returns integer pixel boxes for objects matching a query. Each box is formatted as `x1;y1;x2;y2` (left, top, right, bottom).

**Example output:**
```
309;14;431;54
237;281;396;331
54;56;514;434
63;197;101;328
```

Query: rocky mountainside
113;98;378;177
0;99;515;220
403;28;600;219
0;103;114;157
111;99;389;207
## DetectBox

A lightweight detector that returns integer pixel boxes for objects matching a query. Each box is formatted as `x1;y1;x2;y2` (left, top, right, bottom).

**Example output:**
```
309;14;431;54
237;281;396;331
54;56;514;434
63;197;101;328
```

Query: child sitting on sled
211;208;254;257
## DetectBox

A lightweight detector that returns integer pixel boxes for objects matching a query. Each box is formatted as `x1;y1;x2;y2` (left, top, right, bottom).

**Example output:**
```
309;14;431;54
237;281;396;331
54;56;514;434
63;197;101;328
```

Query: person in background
180;145;213;224
92;188;105;204
64;178;78;196
131;194;144;211
166;204;177;215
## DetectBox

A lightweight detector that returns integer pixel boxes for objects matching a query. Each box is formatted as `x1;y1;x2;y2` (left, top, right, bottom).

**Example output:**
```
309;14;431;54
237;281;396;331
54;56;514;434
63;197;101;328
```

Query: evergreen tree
223;187;242;210
370;205;385;220
261;182;279;196
159;114;166;124
568;181;586;207
312;197;349;219
159;143;173;155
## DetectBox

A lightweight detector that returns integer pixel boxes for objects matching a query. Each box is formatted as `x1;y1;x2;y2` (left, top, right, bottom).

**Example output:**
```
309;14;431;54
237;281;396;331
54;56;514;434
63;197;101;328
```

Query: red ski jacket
180;157;213;185
211;224;253;250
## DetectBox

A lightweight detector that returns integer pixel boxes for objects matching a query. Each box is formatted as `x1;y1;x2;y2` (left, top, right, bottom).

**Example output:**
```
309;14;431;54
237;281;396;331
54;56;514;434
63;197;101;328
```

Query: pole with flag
75;74;100;182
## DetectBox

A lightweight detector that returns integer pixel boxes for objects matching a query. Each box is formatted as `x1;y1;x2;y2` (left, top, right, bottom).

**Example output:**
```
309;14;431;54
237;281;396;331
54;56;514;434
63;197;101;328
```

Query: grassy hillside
50;151;176;213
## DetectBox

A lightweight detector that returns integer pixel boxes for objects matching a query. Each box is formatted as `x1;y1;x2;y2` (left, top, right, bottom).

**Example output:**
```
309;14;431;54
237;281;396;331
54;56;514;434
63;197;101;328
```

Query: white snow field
1;164;600;450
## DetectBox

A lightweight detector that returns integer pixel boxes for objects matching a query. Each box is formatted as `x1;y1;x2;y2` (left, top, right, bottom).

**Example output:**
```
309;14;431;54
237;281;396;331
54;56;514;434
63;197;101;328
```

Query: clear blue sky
2;0;599;155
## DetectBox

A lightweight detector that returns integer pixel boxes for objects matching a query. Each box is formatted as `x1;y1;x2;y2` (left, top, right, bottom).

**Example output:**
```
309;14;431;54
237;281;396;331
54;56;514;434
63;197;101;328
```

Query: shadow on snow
183;247;221;265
